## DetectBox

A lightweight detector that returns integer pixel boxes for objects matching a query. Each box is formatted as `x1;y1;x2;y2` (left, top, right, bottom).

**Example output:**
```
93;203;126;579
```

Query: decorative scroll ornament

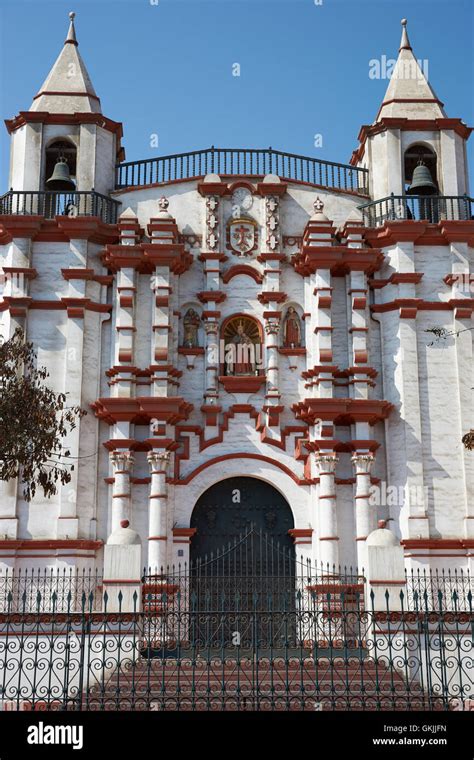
206;196;220;250
265;195;280;251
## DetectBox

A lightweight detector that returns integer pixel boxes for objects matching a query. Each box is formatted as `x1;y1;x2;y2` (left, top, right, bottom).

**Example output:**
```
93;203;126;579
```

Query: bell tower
5;11;124;196
352;19;471;201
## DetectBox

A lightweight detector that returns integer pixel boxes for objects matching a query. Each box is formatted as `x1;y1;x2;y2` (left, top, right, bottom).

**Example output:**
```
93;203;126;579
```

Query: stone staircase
83;654;437;711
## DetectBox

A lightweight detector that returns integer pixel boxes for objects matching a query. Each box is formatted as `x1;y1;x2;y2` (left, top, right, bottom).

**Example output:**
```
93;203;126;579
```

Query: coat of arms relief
227;187;259;257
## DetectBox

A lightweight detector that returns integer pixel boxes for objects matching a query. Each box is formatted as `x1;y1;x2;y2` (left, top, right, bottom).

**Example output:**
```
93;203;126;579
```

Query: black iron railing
0;581;472;711
358;193;474;227
405;566;472;612
0;190;120;224
1;562;472;614
0;567;103;613
115;147;369;195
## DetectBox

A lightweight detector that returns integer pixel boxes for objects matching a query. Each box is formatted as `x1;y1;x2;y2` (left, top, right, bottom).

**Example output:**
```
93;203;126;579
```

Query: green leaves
0;328;86;500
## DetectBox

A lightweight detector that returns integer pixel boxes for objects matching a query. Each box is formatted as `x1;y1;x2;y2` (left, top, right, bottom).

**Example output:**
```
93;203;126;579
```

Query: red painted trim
293;246;383;277
218;375;266;393
278;347;306;356
0;539;103;550
178;347;205;356
371;298;474;314
169;453;312;486
370;580;406;586
401;538;474;549
197;290;226;304
33;90;101;103
292;398;393;425
288;529;313;539
363;221;474;248
258;291;287;304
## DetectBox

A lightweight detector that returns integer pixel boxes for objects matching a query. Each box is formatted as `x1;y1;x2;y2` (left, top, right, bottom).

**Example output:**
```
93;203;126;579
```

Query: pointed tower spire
399;18;411;51
65;11;78;45
374;18;446;122
29;11;101;114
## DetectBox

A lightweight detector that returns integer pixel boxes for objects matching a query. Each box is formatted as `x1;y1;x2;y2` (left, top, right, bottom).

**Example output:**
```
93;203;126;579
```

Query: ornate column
198;175;227;432
344;216;371;400
314;453;339;569
147;450;171;573
257;177;287;433
110;451;134;533
351;453;375;569
203;319;219;398
264;318;280;396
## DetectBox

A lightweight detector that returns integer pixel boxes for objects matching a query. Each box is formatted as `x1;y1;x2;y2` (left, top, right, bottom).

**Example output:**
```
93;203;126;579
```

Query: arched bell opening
404;144;438;195
403;144;441;222
44;139;77;191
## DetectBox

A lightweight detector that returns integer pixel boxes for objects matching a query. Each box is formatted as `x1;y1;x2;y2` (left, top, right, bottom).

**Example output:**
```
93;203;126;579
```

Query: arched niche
220;314;264;376
280;303;304;349
180;303;203;348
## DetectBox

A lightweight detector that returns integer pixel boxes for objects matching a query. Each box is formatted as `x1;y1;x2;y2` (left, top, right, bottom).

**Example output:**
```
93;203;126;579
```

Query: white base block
103;543;143;612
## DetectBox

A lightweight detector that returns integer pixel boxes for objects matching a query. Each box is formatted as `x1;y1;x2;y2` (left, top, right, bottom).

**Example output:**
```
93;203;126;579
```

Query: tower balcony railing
0;189;121;225
358;193;474;227
115;146;370;195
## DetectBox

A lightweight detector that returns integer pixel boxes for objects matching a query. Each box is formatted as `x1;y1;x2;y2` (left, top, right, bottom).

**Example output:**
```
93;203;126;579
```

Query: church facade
1;14;473;581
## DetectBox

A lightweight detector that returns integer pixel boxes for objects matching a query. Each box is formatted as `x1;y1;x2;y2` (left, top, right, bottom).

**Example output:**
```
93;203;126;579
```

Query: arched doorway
190;476;295;569
188;478;296;650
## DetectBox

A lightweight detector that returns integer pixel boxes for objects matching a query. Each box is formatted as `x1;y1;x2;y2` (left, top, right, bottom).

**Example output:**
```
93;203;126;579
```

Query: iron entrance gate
186;478;296;649
188;527;297;650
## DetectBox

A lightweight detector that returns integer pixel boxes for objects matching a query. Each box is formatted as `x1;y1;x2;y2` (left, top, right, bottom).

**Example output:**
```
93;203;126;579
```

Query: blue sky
0;0;473;191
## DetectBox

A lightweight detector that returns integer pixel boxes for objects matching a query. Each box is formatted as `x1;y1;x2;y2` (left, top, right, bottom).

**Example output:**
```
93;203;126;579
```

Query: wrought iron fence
405;567;472;612
0;568;103;614
0;585;471;712
358;194;473;226
0;560;472;711
115;147;369;195
0;190;120;224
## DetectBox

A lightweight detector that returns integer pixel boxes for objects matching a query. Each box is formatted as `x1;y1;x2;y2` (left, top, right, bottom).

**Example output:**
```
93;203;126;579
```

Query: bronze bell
46;155;75;191
407;159;437;196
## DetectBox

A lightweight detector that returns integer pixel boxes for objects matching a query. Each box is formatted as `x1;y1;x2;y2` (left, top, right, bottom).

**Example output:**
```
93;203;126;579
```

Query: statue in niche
283;307;302;348
224;318;261;376
183;308;201;347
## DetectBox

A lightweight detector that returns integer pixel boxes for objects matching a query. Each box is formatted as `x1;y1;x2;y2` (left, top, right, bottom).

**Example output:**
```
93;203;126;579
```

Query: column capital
264;319;280;336
314;453;339;474
351;452;375;474
110;450;134;472
147;450;171;472
203;320;219;335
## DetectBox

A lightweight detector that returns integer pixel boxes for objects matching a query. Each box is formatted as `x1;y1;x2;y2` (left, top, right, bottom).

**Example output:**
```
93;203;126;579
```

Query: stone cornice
292;398;393;425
